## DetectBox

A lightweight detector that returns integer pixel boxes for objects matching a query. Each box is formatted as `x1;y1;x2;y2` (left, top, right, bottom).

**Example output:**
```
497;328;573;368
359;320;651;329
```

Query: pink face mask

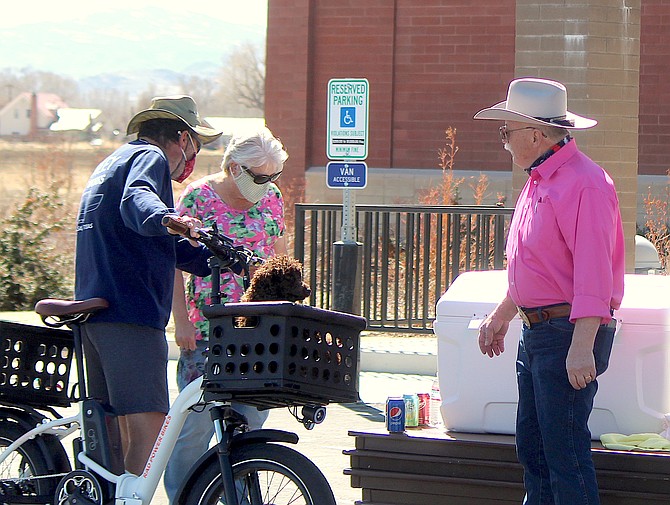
172;132;198;183
174;154;195;183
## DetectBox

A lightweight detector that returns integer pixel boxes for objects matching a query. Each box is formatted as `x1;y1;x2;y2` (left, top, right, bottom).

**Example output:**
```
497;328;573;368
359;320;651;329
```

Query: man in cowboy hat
74;95;222;475
475;78;625;505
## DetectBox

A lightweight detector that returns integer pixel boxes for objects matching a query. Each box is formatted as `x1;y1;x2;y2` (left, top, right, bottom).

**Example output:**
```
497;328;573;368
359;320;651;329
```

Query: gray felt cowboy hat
126;95;222;144
474;78;597;129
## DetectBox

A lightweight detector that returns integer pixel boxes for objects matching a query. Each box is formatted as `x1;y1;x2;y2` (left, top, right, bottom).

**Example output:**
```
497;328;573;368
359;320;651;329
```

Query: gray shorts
81;322;169;415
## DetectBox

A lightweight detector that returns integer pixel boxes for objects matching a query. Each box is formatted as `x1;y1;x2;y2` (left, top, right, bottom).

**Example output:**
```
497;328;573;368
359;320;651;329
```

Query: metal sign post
342;188;356;242
326;78;369;314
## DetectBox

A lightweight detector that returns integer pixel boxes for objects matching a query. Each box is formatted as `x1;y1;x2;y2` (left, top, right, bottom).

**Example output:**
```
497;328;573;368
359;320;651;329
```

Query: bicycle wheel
183;443;336;505
0;419;70;503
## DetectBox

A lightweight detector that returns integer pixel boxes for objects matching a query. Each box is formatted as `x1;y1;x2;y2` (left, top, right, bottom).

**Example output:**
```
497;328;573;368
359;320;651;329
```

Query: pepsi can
386;397;405;433
417;392;431;426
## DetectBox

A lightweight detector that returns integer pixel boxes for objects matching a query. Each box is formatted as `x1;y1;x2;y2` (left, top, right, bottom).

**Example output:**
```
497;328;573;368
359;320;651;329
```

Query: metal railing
294;204;514;333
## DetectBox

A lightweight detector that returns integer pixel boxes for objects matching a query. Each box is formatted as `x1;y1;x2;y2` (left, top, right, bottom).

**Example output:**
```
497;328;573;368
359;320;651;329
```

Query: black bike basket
0;320;74;408
202;302;366;408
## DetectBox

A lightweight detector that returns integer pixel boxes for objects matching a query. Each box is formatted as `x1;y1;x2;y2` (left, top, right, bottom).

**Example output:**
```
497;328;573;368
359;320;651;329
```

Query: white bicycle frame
0;375;206;505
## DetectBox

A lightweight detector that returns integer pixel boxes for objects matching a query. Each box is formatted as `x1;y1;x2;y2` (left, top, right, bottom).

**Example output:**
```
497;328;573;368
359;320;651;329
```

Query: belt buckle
517;307;531;327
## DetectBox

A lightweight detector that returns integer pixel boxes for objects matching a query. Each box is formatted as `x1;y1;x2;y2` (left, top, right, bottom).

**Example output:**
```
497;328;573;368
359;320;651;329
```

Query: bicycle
0;216;366;505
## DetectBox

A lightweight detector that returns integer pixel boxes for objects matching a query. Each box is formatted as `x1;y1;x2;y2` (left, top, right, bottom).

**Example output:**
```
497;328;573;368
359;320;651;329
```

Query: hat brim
473;101;597;129
126;109;222;144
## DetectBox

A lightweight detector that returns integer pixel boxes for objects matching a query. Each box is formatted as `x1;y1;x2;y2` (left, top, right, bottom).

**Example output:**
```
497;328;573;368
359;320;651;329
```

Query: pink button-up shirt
506;139;625;324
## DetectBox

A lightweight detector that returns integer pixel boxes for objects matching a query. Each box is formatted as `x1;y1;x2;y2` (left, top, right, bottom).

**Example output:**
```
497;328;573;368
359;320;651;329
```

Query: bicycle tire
0;419;70;504
182;443;336;505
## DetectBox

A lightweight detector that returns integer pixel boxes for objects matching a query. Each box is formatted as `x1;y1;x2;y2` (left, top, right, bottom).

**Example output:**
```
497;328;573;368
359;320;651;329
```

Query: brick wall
639;0;670;176
266;0;516;177
264;0;311;193
266;0;669;182
308;1;396;169
391;1;516;171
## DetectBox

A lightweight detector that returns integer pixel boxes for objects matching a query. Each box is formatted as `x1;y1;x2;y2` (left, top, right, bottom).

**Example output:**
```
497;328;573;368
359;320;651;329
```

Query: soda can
385;397;405;433
417;392;431;426
403;394;419;428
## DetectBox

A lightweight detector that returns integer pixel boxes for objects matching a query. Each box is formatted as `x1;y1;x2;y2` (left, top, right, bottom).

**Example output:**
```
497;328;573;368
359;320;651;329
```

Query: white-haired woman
164;126;288;502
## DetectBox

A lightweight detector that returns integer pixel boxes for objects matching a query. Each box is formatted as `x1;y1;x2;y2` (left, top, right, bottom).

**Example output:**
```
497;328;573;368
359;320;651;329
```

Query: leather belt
517;303;571;327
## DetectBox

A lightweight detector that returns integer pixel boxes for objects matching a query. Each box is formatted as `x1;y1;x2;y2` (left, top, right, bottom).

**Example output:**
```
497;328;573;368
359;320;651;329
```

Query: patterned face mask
232;166;270;203
172;132;198;183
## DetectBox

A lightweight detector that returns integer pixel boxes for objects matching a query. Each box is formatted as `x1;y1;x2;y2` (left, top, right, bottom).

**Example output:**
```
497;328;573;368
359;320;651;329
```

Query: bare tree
219;42;265;116
177;75;219;113
0;67;79;108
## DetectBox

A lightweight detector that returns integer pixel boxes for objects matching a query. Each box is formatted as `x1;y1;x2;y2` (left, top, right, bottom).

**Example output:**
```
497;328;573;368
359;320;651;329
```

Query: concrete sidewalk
157;338;438;505
156;361;437;505
1;312;438;504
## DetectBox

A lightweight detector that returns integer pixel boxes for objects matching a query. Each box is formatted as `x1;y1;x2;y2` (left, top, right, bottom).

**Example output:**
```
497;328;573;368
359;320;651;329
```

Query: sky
0;0;268;29
0;0;268;78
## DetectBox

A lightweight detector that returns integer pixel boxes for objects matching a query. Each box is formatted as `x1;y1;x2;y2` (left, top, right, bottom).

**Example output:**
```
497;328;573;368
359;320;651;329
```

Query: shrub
642;176;670;273
0;185;73;311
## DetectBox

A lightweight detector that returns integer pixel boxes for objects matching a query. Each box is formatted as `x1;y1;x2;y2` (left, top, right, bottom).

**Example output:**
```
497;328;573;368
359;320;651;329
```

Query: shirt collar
525;135;572;175
528;137;578;182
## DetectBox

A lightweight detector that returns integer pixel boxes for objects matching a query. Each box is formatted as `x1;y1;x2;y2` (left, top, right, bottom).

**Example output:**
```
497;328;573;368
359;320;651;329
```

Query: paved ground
1;312;438;504
153;361;436;505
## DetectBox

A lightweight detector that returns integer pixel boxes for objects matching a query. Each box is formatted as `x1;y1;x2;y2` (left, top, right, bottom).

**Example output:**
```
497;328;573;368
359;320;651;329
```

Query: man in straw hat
74;95;222;475
475;78;625;504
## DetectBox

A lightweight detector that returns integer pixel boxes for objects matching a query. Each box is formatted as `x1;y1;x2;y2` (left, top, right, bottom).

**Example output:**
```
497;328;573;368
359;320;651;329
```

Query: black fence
294;204;514;333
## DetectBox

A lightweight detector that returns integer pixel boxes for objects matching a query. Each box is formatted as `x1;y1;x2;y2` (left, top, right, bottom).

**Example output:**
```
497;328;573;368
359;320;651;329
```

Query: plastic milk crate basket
202;302;367;409
0;320;74;408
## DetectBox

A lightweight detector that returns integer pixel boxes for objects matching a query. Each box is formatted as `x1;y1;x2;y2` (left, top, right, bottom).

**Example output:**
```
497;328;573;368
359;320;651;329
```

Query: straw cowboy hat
127;95;222;144
474;78;597;129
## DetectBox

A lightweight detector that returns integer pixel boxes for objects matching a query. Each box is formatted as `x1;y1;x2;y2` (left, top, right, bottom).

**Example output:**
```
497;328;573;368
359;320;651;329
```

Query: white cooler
433;270;670;439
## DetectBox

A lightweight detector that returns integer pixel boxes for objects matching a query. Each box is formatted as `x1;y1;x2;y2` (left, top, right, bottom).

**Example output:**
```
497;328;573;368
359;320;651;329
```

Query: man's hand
478;295;517;358
478;315;509;357
174;318;198;351
164;214;202;247
566;317;600;390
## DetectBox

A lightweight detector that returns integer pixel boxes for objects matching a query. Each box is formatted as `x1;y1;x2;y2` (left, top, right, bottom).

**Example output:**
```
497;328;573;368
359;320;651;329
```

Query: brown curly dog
236;255;310;327
241;255;311;303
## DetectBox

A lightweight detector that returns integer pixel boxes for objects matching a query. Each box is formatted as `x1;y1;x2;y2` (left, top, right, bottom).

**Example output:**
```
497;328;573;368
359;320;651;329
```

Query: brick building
265;0;668;254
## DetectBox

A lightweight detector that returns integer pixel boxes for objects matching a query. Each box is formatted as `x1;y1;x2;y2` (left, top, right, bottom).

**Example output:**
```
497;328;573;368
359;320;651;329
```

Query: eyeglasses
499;125;536;143
241;165;283;185
187;132;201;154
178;131;201;154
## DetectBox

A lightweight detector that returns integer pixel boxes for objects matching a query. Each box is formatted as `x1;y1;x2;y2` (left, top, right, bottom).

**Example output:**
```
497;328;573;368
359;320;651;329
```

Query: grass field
0;139;226;214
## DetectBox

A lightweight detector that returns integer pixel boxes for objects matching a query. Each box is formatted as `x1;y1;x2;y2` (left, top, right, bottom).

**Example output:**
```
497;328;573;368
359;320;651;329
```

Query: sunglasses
241;165;283;185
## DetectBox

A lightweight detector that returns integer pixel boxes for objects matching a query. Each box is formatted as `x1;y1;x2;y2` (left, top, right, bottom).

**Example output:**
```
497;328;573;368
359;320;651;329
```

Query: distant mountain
2;6;265;79
77;66;220;101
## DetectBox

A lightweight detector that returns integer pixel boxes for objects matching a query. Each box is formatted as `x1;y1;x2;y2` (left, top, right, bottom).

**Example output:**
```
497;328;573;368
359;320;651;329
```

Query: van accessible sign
327;78;369;160
326;161;367;189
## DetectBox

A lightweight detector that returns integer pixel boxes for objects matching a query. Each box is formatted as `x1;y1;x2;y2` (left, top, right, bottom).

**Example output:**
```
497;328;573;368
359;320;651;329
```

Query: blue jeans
516;317;614;505
163;339;269;504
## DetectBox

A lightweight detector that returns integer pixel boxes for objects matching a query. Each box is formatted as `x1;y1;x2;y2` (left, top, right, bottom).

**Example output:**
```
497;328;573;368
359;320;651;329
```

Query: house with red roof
0;92;68;137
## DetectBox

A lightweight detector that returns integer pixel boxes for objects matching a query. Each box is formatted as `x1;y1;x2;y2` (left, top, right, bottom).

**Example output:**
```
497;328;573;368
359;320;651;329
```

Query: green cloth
600;433;670;451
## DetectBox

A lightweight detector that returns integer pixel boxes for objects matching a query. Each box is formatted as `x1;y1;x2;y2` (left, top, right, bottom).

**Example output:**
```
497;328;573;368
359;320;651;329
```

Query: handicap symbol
340;107;355;128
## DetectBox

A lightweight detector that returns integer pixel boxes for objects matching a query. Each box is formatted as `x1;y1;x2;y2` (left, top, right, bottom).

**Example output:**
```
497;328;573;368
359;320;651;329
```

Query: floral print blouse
175;179;285;339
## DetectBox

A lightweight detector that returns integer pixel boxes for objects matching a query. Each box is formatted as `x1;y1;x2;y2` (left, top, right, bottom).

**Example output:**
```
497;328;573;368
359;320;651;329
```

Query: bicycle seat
35;298;109;317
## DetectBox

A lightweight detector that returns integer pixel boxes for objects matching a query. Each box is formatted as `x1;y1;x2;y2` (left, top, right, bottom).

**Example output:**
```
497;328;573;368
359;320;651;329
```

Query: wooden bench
346;429;670;505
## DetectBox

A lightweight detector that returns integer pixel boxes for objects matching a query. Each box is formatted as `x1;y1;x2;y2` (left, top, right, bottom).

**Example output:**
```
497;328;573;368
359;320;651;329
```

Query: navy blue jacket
75;140;211;330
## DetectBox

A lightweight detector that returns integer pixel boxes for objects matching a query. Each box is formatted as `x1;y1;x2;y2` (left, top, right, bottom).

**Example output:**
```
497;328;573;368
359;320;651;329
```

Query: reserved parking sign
327;78;369;160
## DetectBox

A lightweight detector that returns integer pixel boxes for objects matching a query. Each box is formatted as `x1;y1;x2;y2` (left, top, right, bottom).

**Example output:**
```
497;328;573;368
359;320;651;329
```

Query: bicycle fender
0;406;71;473
231;428;299;448
173;429;298;505
0;405;48;432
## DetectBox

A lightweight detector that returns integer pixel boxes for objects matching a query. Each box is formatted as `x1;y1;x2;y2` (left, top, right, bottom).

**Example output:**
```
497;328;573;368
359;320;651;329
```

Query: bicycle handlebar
162;215;262;273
